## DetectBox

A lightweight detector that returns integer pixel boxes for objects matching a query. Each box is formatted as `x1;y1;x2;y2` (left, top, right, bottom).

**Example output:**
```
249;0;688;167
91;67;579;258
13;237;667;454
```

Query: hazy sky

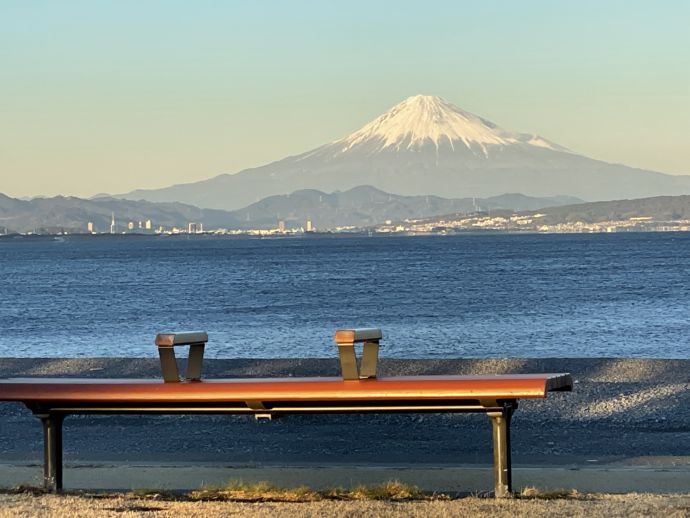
1;1;688;198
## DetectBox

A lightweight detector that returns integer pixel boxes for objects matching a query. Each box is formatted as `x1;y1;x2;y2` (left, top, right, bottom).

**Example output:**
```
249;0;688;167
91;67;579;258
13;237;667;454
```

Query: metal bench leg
488;403;515;498
39;414;64;492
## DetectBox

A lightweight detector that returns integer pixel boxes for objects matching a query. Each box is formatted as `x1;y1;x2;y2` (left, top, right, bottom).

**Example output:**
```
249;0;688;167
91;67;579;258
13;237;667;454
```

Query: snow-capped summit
330;95;567;157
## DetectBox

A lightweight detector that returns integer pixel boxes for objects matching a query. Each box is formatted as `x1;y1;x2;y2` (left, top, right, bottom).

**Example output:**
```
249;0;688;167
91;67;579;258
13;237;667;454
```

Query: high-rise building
306;219;314;232
87;222;94;233
278;220;286;233
110;213;116;234
145;220;152;230
187;222;203;234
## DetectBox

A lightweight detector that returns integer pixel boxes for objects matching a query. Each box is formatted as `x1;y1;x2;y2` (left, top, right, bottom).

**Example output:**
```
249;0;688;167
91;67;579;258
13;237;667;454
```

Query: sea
1;232;689;359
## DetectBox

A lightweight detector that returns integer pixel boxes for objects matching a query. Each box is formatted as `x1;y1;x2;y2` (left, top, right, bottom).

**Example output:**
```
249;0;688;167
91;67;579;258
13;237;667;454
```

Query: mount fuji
119;95;690;210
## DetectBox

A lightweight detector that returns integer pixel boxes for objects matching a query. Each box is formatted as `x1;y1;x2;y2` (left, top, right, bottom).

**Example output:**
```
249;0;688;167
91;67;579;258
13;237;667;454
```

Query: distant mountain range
5;188;690;235
232;187;581;229
0;193;232;234
407;195;690;230
0;188;580;234
526;195;690;225
116;95;690;210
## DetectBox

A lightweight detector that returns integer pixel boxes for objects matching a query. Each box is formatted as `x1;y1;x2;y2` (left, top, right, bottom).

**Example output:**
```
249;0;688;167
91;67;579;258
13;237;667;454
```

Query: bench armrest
155;331;208;382
334;328;382;345
155;331;208;347
334;328;382;380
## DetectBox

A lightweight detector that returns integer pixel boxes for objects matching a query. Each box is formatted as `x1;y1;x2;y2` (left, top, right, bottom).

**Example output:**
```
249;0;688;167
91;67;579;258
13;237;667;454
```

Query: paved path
2;462;690;493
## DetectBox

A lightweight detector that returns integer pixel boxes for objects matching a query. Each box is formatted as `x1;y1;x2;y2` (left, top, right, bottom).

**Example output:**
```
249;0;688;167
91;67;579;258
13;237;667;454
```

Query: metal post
337;344;359;380
39;414;64;492
359;341;379;379
488;403;514;498
158;347;180;383
186;343;205;381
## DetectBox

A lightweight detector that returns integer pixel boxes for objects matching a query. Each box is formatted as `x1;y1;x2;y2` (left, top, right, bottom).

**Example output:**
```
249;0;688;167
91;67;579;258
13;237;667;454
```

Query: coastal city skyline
1;1;689;199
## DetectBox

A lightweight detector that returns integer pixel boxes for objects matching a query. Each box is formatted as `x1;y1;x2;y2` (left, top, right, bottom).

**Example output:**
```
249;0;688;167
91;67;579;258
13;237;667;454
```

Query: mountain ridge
232;186;582;229
5;189;690;235
0;187;580;234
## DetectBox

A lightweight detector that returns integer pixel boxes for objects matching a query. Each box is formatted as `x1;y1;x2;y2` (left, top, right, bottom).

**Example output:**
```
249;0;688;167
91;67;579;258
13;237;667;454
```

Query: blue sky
1;1;688;197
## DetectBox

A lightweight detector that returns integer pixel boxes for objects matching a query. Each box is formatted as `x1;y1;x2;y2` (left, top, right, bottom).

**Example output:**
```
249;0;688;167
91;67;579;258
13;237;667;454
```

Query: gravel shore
1;358;689;492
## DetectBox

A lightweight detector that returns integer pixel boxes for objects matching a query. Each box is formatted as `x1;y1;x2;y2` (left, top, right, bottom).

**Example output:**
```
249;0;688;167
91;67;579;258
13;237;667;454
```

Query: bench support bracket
487;402;515;498
38;413;64;493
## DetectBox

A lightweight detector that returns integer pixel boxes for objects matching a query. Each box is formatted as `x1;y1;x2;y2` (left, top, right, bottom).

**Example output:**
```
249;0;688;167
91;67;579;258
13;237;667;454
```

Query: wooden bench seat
0;329;572;497
0;374;571;406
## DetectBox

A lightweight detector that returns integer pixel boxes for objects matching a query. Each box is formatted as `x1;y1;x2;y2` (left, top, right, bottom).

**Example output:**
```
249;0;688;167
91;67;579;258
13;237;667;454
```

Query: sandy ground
2;492;690;518
1;358;690;494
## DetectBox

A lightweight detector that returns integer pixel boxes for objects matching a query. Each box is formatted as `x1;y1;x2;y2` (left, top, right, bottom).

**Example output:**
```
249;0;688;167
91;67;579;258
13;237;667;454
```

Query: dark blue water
1;233;689;358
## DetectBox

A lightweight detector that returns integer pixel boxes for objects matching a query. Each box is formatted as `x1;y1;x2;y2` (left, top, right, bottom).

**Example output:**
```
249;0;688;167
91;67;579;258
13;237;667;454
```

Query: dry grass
190;480;320;502
188;479;430;502
2;491;690;518
519;486;589;500
335;480;427;500
1;484;690;517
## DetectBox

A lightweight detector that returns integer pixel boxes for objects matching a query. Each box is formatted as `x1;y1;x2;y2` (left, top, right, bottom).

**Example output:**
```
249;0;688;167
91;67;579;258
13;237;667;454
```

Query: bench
0;328;572;497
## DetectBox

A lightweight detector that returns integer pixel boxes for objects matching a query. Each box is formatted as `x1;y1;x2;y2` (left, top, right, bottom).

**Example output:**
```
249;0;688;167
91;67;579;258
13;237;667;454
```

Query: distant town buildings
81;215;159;235
187;222;203;234
62;212;690;238
373;213;690;235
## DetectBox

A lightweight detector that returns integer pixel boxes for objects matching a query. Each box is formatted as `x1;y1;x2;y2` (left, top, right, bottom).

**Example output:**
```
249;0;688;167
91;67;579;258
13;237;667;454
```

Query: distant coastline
4;189;690;237
2;226;689;239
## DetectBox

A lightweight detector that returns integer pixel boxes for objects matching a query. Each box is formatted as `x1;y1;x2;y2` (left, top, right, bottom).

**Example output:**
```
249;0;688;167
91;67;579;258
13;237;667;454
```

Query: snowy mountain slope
314;95;569;157
119;95;690;210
